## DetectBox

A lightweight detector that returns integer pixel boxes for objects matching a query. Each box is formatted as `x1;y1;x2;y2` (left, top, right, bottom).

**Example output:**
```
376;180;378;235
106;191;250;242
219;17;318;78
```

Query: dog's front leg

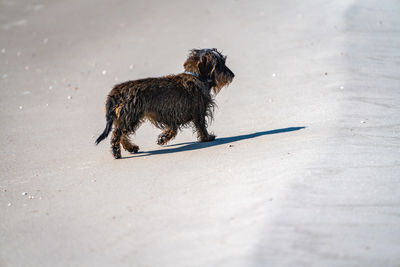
194;116;215;142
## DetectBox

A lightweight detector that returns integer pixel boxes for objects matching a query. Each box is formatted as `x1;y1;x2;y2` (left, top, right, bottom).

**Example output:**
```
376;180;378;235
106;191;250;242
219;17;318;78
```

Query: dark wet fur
95;48;234;159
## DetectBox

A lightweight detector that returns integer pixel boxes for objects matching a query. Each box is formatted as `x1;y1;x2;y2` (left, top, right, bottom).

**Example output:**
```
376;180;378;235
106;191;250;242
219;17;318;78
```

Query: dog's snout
227;67;235;78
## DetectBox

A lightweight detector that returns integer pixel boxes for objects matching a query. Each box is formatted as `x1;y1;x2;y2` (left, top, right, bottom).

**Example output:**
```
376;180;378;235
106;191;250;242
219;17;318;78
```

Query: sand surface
1;0;399;266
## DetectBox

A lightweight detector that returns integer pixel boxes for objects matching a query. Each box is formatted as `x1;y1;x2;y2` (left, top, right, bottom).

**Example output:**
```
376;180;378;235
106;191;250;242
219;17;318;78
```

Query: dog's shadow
123;126;305;159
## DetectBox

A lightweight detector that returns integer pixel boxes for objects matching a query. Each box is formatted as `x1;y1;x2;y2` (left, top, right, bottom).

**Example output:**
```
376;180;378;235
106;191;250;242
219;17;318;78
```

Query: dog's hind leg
121;132;139;153
110;128;122;159
157;127;177;146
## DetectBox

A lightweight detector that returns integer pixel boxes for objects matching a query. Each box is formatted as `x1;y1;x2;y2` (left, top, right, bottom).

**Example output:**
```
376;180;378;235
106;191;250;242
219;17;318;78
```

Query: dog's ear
183;49;201;73
198;53;216;79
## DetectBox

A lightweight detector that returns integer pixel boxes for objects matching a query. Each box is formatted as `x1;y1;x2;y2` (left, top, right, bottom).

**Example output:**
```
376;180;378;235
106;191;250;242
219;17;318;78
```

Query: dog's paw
200;134;216;142
157;134;167;146
113;152;121;159
207;134;216;141
112;147;122;159
126;145;139;153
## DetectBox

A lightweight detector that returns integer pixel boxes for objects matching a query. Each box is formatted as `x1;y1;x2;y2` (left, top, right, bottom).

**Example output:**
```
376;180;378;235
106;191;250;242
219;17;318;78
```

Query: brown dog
95;48;234;159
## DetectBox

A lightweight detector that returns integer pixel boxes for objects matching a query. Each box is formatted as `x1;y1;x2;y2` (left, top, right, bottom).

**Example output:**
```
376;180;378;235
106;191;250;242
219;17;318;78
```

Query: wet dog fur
95;48;234;159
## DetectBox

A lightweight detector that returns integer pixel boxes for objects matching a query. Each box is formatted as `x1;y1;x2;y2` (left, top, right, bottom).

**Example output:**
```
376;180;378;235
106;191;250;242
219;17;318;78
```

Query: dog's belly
140;89;194;127
143;108;192;128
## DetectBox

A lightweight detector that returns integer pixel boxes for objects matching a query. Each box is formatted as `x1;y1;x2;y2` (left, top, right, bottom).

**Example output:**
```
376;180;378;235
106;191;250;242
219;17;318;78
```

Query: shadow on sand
122;126;305;159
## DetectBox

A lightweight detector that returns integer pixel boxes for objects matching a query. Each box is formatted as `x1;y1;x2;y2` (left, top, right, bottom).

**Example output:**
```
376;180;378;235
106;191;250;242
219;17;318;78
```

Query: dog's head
183;48;234;94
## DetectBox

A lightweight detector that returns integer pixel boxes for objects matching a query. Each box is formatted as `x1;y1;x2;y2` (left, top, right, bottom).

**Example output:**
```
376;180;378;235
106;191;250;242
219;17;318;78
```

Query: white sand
1;0;399;266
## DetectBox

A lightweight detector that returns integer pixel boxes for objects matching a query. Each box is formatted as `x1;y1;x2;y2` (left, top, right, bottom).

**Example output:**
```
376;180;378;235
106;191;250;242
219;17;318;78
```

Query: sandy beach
1;0;399;266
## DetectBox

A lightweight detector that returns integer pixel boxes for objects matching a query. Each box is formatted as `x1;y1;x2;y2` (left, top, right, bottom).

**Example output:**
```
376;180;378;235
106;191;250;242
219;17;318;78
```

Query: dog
95;48;234;159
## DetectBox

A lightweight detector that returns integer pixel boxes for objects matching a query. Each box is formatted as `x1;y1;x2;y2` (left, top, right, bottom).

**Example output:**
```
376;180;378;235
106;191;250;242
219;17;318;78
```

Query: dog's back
107;75;213;130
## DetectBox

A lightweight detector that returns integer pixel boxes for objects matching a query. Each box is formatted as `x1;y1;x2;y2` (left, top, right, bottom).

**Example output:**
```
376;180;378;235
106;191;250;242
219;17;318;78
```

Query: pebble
2;74;8;79
271;73;276;77
48;85;53;90
17;51;21;57
19;106;23;110
43;38;48;44
361;120;366;124
324;72;328;75
1;48;5;53
22;192;28;196
7;203;11;207
102;70;107;75
227;144;233;148
340;86;344;90
25;65;30;71
28;195;34;199
67;95;72;99
129;65;134;69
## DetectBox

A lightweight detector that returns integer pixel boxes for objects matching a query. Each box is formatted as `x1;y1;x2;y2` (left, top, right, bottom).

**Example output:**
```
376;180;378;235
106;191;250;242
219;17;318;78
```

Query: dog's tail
95;98;115;145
